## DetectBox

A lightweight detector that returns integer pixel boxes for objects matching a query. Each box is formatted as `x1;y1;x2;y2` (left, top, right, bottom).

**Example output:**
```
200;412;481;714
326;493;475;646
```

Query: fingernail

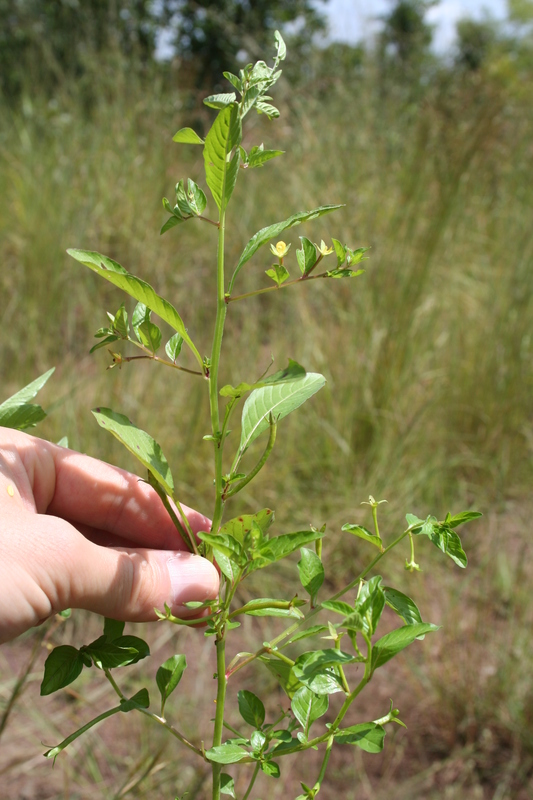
167;553;219;612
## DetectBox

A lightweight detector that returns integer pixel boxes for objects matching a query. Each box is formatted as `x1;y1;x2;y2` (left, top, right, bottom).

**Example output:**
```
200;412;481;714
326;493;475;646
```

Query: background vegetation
1;1;532;797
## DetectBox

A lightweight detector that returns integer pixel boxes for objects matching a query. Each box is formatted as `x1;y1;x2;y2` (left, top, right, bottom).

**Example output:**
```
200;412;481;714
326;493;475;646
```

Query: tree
455;18;497;71
0;0;161;99
378;0;436;77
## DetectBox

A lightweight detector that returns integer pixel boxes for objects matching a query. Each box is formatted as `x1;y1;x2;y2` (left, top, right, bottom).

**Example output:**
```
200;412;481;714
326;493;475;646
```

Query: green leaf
256;100;280;118
342;523;383;550
220;359;305;399
220;773;237;798
445;511;483;528
265;263;290;286
156;655;187;714
132;301;150;332
297;548;324;604
238;690;265;728
261;760;280;778
203;104;242;212
223;71;242;91
83;635;149;669
186;179;207;216
204;92;237;109
291;686;328;735
197;531;246;566
293;650;355;694
40;646;84;696
215;552;241;583
92;407;174;496
259;657;302;698
331;238;346;267
0;367;54;430
383;587;424;629
229;205;343;292
165;332;184;363
413;518;468;568
241;598;305;619
247;146;285;168
238;373;326;456
90;334;119;353
103;618;125;640
296;236;317;275
274;30;287;62
111;304;129;338
334;722;385;752
321;600;354;617
173;127;204;144
326;268;365;279
67;249;202;368
371;624;440;673
206;744;249;764
119;687;150;711
287;625;329;644
136;319;162;353
218;509;275;544
354;575;385;636
248;529;326;573
160;215;181;235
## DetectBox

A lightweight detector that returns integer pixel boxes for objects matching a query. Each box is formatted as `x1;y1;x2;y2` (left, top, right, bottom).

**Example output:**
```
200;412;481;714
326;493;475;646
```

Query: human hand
0;427;219;643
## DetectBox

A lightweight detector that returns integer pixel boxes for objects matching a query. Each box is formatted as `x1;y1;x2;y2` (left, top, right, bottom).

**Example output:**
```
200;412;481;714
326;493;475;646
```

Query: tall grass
1;57;532;797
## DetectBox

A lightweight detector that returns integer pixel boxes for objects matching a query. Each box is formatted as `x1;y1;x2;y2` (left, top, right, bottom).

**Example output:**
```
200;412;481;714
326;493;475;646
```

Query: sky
325;0;508;52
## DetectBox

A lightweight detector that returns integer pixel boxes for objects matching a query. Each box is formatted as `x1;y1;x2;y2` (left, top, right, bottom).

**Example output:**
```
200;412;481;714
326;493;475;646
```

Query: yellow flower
270;240;291;258
317;240;333;256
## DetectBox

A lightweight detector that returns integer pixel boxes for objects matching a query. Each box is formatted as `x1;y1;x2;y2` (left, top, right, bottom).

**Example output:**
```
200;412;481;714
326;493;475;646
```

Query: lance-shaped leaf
238;373;325;457
296;236;317;275
334;722;386;752
246;145;285;168
384;587;424;630
67;249;202;369
203;104;242;212
228;205;343;292
291;686;328;735
298;548;324;605
0;367;54;430
173;127;204;144
156;654;187;715
82;635;149;669
371;623;440;673
247;529;325;573
41;645;85;696
342;523;383;550
238;690;265;728
445;510;482;528
206;744;249;764
92;407;174;495
237;597;305;619
204;92;237;109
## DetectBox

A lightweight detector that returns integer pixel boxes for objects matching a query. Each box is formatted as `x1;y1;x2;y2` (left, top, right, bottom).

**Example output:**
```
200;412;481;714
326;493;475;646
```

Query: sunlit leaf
0;367;54;430
173;127;204;144
92;407;174;495
371;624;440;673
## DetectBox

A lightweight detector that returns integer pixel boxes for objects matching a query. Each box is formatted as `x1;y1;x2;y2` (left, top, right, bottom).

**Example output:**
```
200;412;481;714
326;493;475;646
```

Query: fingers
0;509;219;642
0;427;211;550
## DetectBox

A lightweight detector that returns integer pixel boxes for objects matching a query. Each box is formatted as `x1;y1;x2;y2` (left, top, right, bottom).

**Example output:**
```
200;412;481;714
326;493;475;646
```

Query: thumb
67;540;220;621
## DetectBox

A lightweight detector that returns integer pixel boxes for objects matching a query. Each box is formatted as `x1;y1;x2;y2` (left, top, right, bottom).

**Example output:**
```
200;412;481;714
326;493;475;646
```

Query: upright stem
209;208;227;534
212;635;227;800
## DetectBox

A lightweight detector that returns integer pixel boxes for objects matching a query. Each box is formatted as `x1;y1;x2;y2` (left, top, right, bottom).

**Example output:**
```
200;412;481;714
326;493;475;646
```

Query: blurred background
1;1;532;797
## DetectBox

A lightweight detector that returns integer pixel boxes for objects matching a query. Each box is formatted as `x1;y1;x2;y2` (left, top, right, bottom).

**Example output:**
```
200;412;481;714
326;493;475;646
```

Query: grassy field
1;55;532;798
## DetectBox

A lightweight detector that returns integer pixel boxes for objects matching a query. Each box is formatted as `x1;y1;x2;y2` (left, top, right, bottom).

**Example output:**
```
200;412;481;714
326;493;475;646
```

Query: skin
0;427;219;644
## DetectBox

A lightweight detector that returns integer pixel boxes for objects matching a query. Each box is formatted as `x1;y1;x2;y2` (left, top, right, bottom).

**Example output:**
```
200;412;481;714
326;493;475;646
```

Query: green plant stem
313;734;334;793
209;208;228;536
212;635;228;800
226;271;330;304
229;599;296;619
372;505;380;539
224;418;277;499
198;215;221;228
242;763;261;800
103;668;202;757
